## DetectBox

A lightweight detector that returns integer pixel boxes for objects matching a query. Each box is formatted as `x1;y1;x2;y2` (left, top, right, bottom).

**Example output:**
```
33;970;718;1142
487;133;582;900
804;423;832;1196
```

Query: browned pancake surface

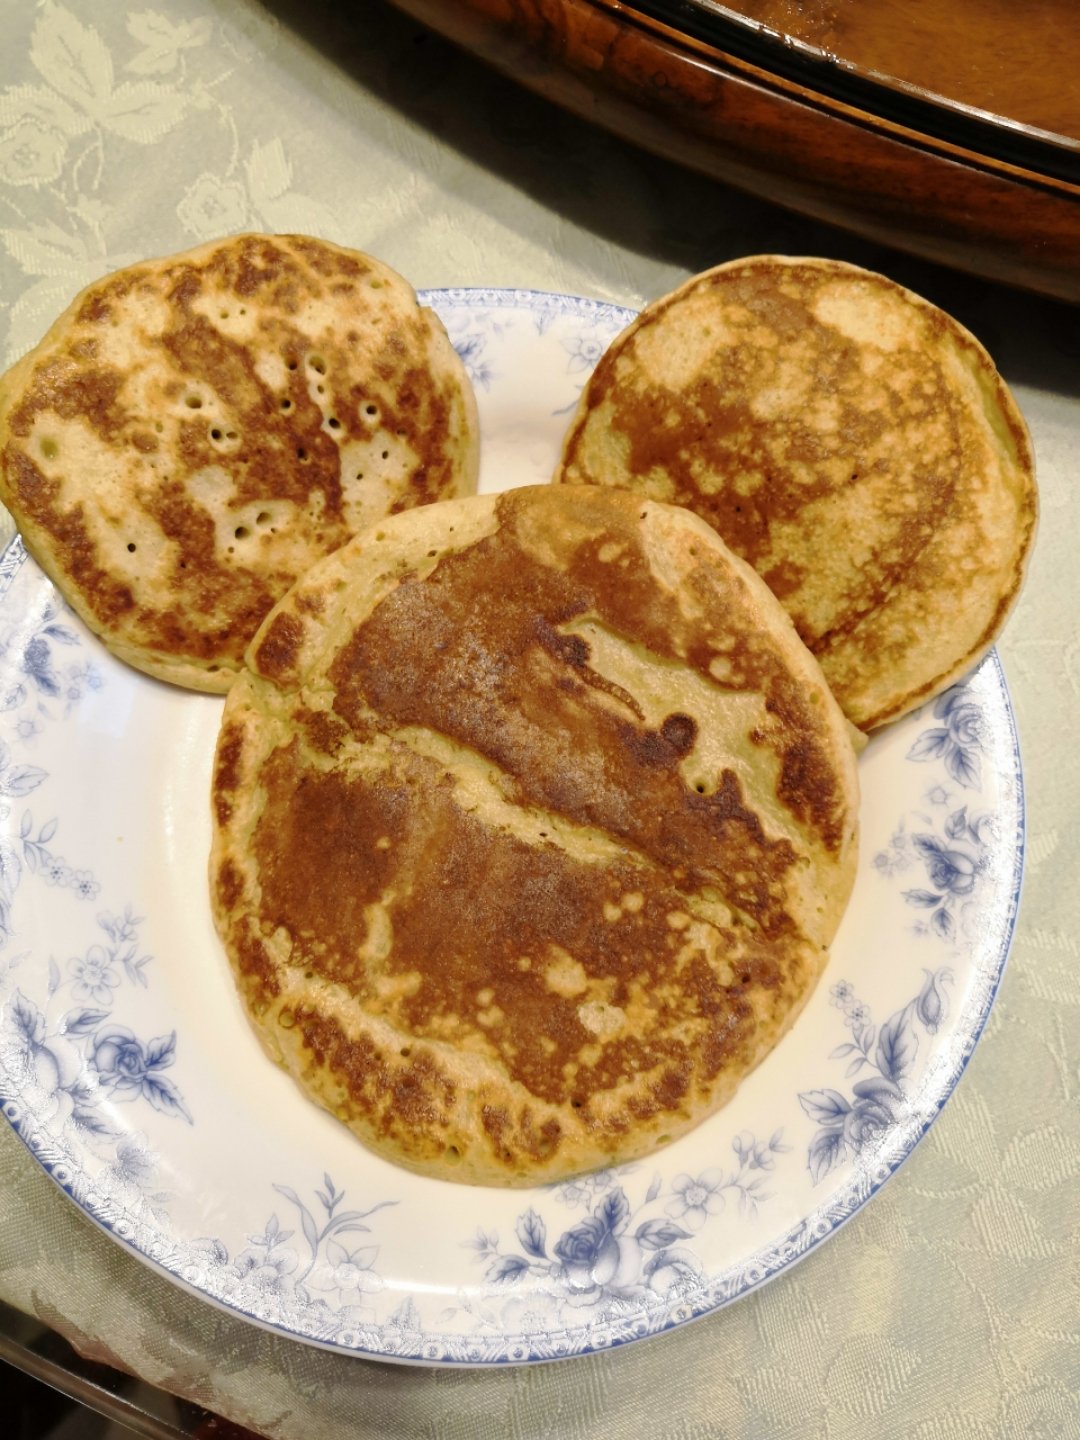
211;485;859;1185
0;233;478;691
555;257;1037;730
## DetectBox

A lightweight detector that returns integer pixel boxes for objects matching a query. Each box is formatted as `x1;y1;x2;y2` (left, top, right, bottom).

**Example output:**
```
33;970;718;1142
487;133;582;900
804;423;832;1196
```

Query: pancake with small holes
210;484;859;1186
0;233;479;692
554;256;1037;731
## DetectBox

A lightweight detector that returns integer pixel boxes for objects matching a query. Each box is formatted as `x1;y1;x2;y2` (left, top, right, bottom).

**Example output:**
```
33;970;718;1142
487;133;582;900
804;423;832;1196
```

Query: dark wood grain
383;0;1080;303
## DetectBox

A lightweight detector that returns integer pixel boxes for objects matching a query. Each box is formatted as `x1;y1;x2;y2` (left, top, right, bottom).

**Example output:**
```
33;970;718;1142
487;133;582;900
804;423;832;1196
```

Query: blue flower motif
800;973;952;1182
230;1244;298;1297
30;1032;83;1094
41;854;71;886
843;1079;903;1151
69;944;119;1005
564;333;605;374
553;1213;621;1285
308;1239;382;1301
70;870;101;901
22;636;60;696
89;1025;191;1121
90;1025;150;1087
451;333;494;390
891;802;990;941
553;1168;629;1211
913;836;977;896
666;1170;726;1231
0;601;101;732
732;1130;788;1171
110;1138;156;1188
945;702;984;749
907;687;983;789
915;967;953;1034
470;1130;784;1317
175;1176;397;1321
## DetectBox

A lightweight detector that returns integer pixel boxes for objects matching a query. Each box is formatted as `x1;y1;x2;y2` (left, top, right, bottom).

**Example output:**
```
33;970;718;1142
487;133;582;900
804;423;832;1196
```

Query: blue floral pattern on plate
462;1130;789;1324
800;968;953;1182
875;685;1002;944
0;291;1025;1365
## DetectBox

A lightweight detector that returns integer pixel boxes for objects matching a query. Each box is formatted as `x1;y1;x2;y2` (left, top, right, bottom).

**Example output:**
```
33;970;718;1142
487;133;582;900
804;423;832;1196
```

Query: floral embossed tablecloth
0;2;1078;1436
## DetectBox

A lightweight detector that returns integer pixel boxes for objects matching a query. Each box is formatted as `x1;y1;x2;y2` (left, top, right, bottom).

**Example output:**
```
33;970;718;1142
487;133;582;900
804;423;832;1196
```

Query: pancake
210;484;859;1186
554;256;1038;731
0;233;479;692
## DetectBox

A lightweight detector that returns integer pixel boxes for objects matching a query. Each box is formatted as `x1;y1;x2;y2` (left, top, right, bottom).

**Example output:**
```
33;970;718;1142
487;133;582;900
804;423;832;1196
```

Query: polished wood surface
722;0;1080;141
384;0;1080;303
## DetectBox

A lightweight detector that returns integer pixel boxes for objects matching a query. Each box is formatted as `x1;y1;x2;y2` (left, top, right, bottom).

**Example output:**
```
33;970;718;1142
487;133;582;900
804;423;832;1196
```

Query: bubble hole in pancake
210;484;860;1186
0;233;479;692
554;256;1038;731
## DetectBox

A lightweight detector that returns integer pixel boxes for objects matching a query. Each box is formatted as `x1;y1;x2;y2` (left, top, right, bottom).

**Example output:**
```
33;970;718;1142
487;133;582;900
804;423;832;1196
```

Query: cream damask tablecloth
0;2;1077;1436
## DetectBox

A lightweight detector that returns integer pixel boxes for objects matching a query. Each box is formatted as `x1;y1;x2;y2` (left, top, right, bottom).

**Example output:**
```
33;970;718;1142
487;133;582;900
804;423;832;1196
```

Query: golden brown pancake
0;233;479;692
555;256;1037;731
210;485;859;1186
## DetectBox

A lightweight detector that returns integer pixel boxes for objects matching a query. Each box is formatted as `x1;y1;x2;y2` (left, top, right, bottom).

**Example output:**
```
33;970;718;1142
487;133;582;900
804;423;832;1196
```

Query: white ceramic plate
0;289;1024;1365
